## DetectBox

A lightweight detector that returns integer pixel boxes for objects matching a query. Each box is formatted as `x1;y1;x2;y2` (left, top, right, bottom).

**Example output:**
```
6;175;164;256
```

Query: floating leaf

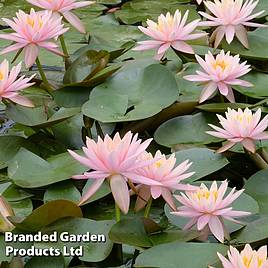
8;149;87;188
154;112;221;148
9;200;82;232
135;242;228;268
82;62;179;122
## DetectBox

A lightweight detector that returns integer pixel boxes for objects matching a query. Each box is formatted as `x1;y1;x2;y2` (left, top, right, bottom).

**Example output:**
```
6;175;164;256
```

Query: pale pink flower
171;180;250;243
207;108;268;153
0;9;68;68
196;0;203;4
184;50;252;103
133;10;207;60
199;0;266;48
68;132;159;214
0;59;35;107
0;196;14;232
26;0;95;33
133;151;196;211
217;244;268;268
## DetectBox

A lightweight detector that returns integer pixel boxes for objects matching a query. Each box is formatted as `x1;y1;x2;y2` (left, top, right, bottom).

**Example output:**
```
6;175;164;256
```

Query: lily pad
154;112;221;148
8;149;88;188
135;242;228;268
82;62;179;122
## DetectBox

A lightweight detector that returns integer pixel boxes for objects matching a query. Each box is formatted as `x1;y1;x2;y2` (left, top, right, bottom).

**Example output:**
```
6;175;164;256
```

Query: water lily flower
68;132;159;214
134;151;196;211
0;196;14;232
217;244;268;268
172;180;250;243
0;9;69;68
26;0;95;33
184;50;252;103
199;0;266;48
207;108;268;153
0;59;35;107
133;10;207;60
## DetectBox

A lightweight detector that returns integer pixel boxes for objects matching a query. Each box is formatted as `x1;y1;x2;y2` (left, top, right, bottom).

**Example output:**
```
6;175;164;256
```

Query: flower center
0;72;4;81
213;60;229;70
157;15;174;31
195;189;218;201
243;255;253;268
26;17;43;29
234;114;253;124
155;159;164;168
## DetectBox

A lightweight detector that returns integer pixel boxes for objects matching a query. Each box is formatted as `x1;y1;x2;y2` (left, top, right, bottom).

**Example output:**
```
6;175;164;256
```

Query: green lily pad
44;181;81;203
8;149;88;188
82;62;179;122
154;112;221;148
174;148;229;182
6;104;80;128
244;169;268;214
36;218;114;262
135;242;228;268
9;200;82;232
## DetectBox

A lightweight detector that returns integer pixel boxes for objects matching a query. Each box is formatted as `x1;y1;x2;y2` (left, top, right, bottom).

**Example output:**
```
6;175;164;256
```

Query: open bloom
133;10;207;60
199;0;266;48
134;151;196;211
0;9;68;68
68;132;160;214
0;196;14;232
217;244;268;268
207;108;268;153
26;0;94;33
171;180;250;243
184;50;252;103
0;59;35;107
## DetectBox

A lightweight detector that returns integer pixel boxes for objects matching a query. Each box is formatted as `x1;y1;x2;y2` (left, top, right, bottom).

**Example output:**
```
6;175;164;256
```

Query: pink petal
161;188;176;211
172;41;194;54
79;178;105;205
199;82;217;103
24;44;39;68
110;174;130;214
197;214;211;230
7;95;34;107
235;25;249;48
63;11;86;34
241;138;255;153
208;216;225;243
217;142;236;153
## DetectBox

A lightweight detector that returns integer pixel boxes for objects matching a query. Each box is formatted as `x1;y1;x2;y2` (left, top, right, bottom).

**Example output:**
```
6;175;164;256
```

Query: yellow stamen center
243;256;252;268
26;17;43;28
157;15;174;31
155;159;164;168
213;60;229;70
195;189;218;201
0;72;3;81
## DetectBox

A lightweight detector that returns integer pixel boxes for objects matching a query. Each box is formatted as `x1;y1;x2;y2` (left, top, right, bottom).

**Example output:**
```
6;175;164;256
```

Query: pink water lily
0;59;35;107
133;10;207;60
134;151;196;211
26;0;95;33
199;0;266;48
184;50;252;103
68;132;159;214
172;180;250;243
0;196;14;232
0;9;68;68
207;108;268;153
217;244;268;268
